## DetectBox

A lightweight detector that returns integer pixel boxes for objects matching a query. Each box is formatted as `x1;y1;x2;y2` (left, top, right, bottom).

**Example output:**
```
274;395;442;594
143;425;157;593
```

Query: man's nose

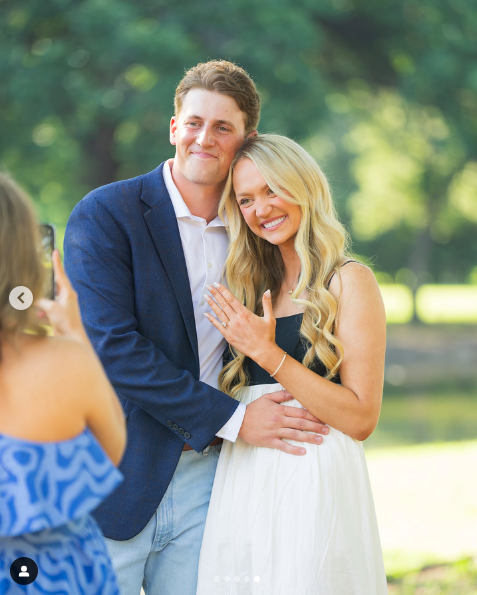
196;124;215;147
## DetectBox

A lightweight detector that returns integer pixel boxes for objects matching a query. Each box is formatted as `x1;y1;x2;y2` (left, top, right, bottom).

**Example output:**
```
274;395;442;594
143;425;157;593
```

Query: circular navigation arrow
9;286;34;310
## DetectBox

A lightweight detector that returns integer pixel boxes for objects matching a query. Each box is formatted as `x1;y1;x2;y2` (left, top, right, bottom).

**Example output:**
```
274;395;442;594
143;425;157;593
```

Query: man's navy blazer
64;163;240;541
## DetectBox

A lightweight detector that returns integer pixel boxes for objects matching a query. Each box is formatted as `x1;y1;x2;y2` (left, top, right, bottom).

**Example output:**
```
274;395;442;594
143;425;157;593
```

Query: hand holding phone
37;250;89;344
40;224;55;300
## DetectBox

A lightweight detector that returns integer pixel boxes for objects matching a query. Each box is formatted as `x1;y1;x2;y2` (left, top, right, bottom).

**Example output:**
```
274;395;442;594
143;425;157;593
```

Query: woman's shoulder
4;335;99;403
327;261;380;299
21;334;96;374
0;336;98;441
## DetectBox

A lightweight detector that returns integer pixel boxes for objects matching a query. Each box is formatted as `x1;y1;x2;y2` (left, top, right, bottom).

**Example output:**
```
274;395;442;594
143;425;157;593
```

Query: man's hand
238;389;329;456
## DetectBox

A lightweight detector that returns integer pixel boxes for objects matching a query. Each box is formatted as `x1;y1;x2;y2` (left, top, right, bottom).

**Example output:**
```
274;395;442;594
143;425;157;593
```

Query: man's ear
170;116;177;145
247;129;258;140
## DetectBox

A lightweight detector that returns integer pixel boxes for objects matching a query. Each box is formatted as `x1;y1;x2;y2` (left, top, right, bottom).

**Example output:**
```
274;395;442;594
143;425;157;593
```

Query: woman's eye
266;188;275;196
240;198;251;206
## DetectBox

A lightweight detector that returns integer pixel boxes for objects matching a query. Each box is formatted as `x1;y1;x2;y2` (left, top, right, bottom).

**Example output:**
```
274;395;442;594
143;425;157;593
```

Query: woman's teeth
263;216;286;229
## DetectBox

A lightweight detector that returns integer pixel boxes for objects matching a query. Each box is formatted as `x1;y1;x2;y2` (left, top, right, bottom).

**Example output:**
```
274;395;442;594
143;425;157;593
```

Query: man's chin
185;166;227;187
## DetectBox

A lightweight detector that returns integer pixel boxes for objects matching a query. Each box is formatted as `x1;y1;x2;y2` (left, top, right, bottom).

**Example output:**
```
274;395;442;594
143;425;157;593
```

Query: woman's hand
36;250;89;344
204;282;276;360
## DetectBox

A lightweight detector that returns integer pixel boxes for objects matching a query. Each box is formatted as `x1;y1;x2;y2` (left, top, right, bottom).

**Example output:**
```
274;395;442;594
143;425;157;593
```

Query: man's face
170;89;249;187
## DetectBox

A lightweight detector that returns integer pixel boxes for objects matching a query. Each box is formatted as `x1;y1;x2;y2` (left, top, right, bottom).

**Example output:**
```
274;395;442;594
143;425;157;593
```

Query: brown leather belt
183;437;223;452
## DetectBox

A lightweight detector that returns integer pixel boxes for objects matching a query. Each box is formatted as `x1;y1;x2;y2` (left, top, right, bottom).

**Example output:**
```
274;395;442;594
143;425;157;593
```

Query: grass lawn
387;558;477;594
363;391;477;591
366;440;477;575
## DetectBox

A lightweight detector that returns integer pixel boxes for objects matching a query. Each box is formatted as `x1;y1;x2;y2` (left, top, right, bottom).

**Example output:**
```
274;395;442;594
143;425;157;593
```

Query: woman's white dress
197;270;387;594
197;383;387;594
197;332;388;595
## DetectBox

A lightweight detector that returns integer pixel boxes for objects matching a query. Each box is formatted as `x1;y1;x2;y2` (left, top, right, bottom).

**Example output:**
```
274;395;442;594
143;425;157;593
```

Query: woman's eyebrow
236;183;269;198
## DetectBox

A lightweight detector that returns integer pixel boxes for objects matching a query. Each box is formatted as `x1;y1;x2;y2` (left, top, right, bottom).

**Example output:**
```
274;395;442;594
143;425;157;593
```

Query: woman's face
233;158;302;249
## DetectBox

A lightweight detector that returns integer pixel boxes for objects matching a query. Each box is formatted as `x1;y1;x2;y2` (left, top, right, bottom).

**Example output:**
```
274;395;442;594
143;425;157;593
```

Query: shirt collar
162;159;225;227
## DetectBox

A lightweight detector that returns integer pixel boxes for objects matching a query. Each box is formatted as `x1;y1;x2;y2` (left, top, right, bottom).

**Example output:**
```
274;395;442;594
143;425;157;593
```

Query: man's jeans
105;443;222;595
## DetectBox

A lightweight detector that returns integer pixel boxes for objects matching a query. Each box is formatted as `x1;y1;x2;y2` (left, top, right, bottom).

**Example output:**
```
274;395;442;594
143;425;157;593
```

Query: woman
196;135;388;594
0;173;126;594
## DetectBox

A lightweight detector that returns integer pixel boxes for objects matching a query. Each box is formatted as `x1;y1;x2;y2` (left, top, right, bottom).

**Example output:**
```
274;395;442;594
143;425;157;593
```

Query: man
64;60;327;595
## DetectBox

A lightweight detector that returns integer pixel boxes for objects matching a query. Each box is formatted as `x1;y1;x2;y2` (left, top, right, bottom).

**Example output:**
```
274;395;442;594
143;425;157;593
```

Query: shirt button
200;301;204;306
173;424;179;431
208;263;212;268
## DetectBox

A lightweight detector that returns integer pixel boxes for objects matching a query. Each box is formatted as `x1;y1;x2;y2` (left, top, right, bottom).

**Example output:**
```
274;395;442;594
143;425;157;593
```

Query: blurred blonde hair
0;173;46;360
219;134;352;399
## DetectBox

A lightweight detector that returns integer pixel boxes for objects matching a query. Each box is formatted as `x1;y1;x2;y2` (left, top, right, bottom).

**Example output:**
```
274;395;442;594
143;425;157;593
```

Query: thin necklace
288;275;300;294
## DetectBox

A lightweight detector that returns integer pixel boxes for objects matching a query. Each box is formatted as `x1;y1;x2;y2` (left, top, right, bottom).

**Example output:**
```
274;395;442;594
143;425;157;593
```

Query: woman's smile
260;215;287;230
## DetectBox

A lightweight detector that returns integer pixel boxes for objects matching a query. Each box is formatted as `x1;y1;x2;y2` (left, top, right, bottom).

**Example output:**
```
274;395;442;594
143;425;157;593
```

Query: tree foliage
1;0;476;280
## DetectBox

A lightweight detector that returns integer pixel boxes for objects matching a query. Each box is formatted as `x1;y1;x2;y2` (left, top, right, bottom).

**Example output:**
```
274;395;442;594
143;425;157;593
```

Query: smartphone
39;224;56;299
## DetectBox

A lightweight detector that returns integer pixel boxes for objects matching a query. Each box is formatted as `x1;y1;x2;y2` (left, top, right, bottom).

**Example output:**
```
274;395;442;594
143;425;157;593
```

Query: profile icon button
9;286;34;311
10;557;38;585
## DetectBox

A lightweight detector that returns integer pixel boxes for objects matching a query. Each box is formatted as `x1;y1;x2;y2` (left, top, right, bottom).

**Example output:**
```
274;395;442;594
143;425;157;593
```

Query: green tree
1;0;476;280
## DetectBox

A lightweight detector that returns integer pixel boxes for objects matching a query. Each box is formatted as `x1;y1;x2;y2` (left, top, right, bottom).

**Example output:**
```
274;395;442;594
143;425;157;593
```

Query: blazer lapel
141;163;199;366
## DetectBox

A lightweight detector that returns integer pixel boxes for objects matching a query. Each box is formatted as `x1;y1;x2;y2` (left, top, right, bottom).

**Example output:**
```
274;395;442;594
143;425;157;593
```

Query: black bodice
226;313;340;386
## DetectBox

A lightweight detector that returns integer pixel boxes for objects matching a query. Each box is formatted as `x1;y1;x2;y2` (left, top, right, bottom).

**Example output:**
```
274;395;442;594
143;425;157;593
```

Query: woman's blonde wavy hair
0;173;47;361
218;134;352;399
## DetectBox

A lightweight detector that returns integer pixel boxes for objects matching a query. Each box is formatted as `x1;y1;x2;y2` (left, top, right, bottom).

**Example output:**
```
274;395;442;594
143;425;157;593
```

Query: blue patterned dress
0;428;123;594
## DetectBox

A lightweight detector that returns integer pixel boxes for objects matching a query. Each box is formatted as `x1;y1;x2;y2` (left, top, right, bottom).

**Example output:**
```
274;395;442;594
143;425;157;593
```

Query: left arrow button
9;287;33;311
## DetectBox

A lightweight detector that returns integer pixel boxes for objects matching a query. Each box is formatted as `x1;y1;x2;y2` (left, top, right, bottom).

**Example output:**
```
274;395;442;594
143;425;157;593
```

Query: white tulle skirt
196;383;388;595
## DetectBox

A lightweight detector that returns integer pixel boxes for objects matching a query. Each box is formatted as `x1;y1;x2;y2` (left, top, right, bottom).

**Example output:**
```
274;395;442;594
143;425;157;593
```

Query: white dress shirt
163;160;246;442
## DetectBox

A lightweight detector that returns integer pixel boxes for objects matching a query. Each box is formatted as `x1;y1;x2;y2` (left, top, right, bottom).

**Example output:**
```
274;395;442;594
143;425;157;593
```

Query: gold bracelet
270;352;287;378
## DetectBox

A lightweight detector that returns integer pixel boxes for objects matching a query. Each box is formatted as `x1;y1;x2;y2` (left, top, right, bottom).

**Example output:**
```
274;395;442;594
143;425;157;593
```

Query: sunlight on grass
379;284;414;324
379;284;477;324
366;441;477;576
417;285;477;323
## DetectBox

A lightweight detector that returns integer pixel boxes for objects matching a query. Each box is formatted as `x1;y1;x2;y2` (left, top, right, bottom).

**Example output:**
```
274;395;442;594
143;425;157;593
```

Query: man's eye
188;122;199;126
219;126;231;132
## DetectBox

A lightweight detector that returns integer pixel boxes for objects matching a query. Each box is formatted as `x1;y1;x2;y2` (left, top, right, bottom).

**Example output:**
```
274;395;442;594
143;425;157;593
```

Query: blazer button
184;432;191;439
173;424;179;431
178;428;185;434
166;420;173;427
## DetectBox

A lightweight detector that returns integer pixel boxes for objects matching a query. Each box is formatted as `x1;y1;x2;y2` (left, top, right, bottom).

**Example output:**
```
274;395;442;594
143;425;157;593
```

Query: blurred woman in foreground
0;173;126;594
197;135;387;594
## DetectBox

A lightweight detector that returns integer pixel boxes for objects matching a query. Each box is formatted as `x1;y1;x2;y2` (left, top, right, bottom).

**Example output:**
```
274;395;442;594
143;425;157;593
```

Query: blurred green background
2;0;476;591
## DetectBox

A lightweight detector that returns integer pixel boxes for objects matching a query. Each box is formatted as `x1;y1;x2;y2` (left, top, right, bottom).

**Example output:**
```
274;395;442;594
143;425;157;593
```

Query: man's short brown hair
174;60;260;135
